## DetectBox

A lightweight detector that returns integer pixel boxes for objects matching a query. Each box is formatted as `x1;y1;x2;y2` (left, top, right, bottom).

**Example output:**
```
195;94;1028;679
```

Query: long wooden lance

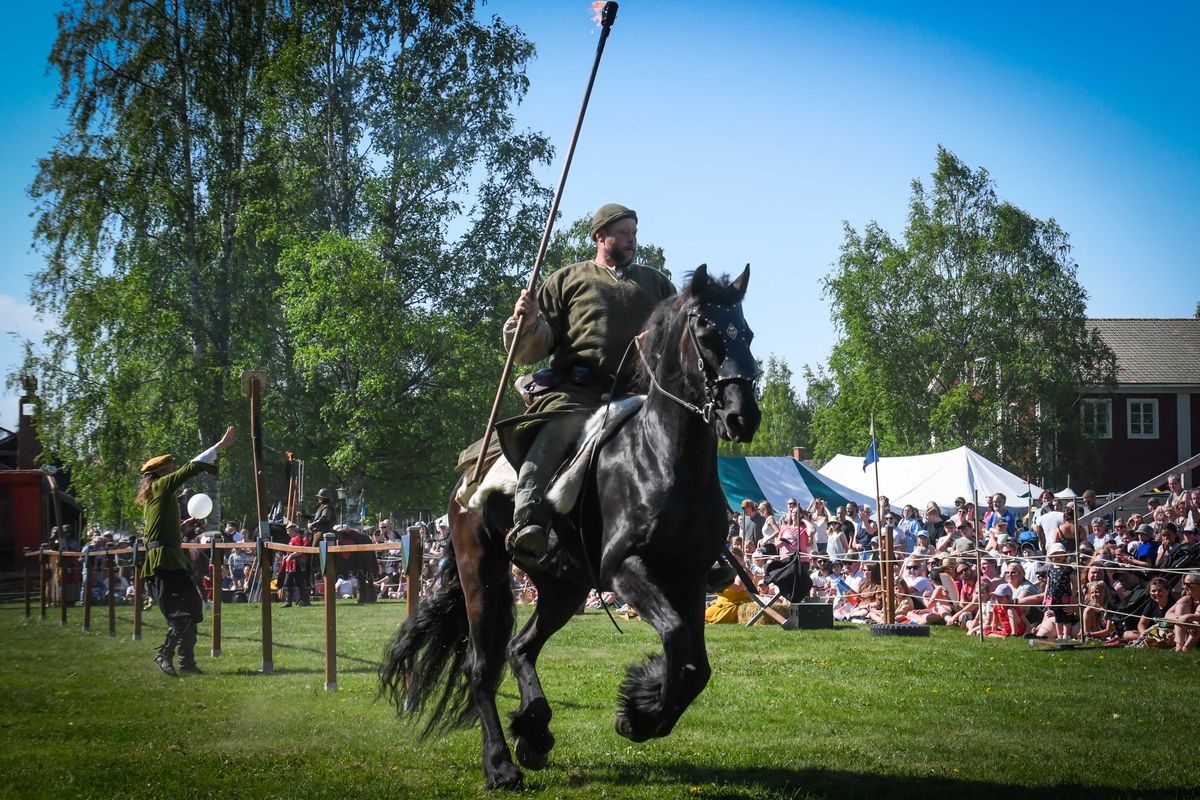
470;2;620;485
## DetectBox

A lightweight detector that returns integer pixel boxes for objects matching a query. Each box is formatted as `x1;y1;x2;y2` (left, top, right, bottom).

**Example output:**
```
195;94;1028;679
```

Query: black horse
380;265;760;789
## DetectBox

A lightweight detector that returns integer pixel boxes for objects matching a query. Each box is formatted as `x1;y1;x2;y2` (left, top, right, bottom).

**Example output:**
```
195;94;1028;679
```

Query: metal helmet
316;488;334;502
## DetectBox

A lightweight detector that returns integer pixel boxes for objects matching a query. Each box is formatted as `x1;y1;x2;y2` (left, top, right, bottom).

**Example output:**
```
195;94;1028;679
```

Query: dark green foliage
22;1;553;524
808;147;1115;485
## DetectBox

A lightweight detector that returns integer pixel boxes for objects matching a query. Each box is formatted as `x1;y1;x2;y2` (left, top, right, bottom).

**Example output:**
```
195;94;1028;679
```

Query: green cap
590;203;637;237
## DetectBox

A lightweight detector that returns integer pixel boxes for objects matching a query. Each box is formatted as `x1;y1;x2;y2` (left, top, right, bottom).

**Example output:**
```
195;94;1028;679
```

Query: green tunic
494;260;676;464
141;460;218;578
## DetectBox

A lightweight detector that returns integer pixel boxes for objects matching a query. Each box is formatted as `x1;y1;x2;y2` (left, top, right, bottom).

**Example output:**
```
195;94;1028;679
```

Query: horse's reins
633;304;759;423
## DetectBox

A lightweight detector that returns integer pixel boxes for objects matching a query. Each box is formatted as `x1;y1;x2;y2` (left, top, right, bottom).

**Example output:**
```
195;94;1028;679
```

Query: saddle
458;396;645;515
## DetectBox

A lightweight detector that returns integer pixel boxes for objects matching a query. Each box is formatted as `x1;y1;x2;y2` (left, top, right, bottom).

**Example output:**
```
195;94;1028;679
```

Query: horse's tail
378;538;475;736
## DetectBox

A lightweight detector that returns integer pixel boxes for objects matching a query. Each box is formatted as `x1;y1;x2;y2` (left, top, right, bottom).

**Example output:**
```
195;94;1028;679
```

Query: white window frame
1126;398;1159;440
1081;398;1112;439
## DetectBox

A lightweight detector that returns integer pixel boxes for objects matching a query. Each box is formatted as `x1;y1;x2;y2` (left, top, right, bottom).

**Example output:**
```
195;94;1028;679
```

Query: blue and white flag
863;416;878;472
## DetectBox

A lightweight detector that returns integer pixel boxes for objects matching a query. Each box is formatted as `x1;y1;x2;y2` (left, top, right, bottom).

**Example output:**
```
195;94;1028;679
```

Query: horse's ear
731;264;750;298
690;263;710;295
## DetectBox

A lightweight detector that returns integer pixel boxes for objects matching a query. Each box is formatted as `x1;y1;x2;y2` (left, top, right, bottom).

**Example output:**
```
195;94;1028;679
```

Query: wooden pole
23;549;31;620
58;548;68;627
211;541;223;657
106;553;117;638
406;528;424;620
132;540;143;641
243;370;273;674
974;491;984;644
39;548;47;621
82;548;93;632
469;1;620;486
323;533;337;692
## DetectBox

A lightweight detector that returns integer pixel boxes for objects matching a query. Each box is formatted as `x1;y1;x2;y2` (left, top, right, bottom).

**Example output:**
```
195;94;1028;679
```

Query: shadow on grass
582;762;1169;800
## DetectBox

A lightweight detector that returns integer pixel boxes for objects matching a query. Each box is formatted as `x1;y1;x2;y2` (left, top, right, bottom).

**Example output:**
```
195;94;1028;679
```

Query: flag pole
869;413;895;624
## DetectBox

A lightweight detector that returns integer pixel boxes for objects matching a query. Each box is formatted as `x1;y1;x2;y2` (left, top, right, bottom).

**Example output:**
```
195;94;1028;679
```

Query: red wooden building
1081;318;1200;493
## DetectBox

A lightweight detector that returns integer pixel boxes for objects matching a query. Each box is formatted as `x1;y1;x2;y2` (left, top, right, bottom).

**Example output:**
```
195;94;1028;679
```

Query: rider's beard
605;241;636;269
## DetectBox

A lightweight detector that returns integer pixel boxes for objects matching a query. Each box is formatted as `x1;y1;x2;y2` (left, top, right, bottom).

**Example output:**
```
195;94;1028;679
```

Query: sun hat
1046;542;1068;556
139;454;173;474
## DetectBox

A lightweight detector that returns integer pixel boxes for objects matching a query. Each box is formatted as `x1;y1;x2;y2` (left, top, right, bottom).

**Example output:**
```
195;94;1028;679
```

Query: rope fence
19;531;430;691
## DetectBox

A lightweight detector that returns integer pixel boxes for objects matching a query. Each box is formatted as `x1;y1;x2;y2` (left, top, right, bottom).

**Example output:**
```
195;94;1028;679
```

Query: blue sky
2;1;1198;432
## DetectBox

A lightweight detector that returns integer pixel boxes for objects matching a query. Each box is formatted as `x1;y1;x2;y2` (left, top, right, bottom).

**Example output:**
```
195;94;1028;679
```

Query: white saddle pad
459;396;644;514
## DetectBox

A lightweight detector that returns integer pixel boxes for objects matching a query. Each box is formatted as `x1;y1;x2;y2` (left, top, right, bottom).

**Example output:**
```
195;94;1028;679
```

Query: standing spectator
757;501;781;554
137;426;235;676
923;502;946;542
983;493;1016;533
1042;542;1078;639
1165;475;1186;508
227;546;249;592
739;499;765;549
807;497;830;554
825;520;851;564
1035;501;1064;552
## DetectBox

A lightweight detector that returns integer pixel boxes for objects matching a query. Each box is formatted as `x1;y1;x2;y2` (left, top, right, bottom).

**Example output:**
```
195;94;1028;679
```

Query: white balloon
187;492;213;520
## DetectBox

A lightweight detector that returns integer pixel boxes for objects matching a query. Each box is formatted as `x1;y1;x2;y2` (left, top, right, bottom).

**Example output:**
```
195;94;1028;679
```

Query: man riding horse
504;202;674;570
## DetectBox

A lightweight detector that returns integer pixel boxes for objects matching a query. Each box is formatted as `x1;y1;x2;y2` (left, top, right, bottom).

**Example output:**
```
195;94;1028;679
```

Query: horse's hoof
514;735;550;771
614;712;650;743
485;763;524;791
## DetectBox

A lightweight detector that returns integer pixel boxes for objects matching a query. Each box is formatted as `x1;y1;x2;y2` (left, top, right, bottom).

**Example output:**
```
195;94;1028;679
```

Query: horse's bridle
635;300;759;423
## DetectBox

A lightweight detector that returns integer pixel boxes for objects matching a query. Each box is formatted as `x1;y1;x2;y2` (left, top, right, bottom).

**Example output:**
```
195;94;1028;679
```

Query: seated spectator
334;575;358;599
1124;577;1175;646
705;547;755;624
375;571;402;599
846;563;883;622
808;558;836;598
1080;580;1116;642
945;562;979;629
900;558;935;603
1165;571;1200;651
911;530;934;559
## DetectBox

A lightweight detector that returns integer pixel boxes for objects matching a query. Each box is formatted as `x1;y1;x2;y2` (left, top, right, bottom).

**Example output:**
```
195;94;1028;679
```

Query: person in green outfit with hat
137;426;235;676
503;203;675;569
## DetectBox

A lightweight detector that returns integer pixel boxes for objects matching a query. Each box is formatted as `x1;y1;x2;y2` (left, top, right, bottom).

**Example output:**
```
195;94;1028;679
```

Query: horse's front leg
506;580;590;770
610;556;711;742
457;545;523;789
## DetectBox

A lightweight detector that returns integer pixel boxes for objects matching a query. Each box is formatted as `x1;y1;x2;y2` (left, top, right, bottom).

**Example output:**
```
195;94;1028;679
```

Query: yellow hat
140;454;174;474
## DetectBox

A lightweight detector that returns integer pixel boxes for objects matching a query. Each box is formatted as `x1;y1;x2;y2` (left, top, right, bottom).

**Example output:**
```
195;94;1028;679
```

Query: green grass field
0;599;1194;799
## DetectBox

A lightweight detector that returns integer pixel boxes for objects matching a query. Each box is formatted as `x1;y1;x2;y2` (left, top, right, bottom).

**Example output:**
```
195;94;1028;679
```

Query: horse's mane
631;269;742;392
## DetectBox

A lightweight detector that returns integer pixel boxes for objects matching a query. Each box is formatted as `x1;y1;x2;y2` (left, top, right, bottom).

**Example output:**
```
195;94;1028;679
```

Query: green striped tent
717;456;875;513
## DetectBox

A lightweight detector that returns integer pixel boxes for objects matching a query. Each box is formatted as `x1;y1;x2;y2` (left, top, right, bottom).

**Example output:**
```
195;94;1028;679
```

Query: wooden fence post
243;370;273;675
106;553;117;638
23;549;31;620
132;540;143;641
323;533;337;692
406;530;423;619
257;536;274;674
211;541;223;657
82;548;93;633
39;548;47;621
58;548;68;627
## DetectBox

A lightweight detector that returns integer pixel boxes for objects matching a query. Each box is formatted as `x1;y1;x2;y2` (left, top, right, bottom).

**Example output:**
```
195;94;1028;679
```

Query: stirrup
506;522;550;564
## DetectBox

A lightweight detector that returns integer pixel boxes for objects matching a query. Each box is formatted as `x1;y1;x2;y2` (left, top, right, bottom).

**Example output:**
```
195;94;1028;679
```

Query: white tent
819;445;1043;513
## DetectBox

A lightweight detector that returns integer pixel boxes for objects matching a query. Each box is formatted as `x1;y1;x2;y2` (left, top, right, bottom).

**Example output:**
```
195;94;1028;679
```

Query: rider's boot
507;498;553;566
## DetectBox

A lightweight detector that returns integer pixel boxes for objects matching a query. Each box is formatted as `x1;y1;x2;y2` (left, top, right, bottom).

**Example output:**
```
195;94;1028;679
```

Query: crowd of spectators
708;485;1200;651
